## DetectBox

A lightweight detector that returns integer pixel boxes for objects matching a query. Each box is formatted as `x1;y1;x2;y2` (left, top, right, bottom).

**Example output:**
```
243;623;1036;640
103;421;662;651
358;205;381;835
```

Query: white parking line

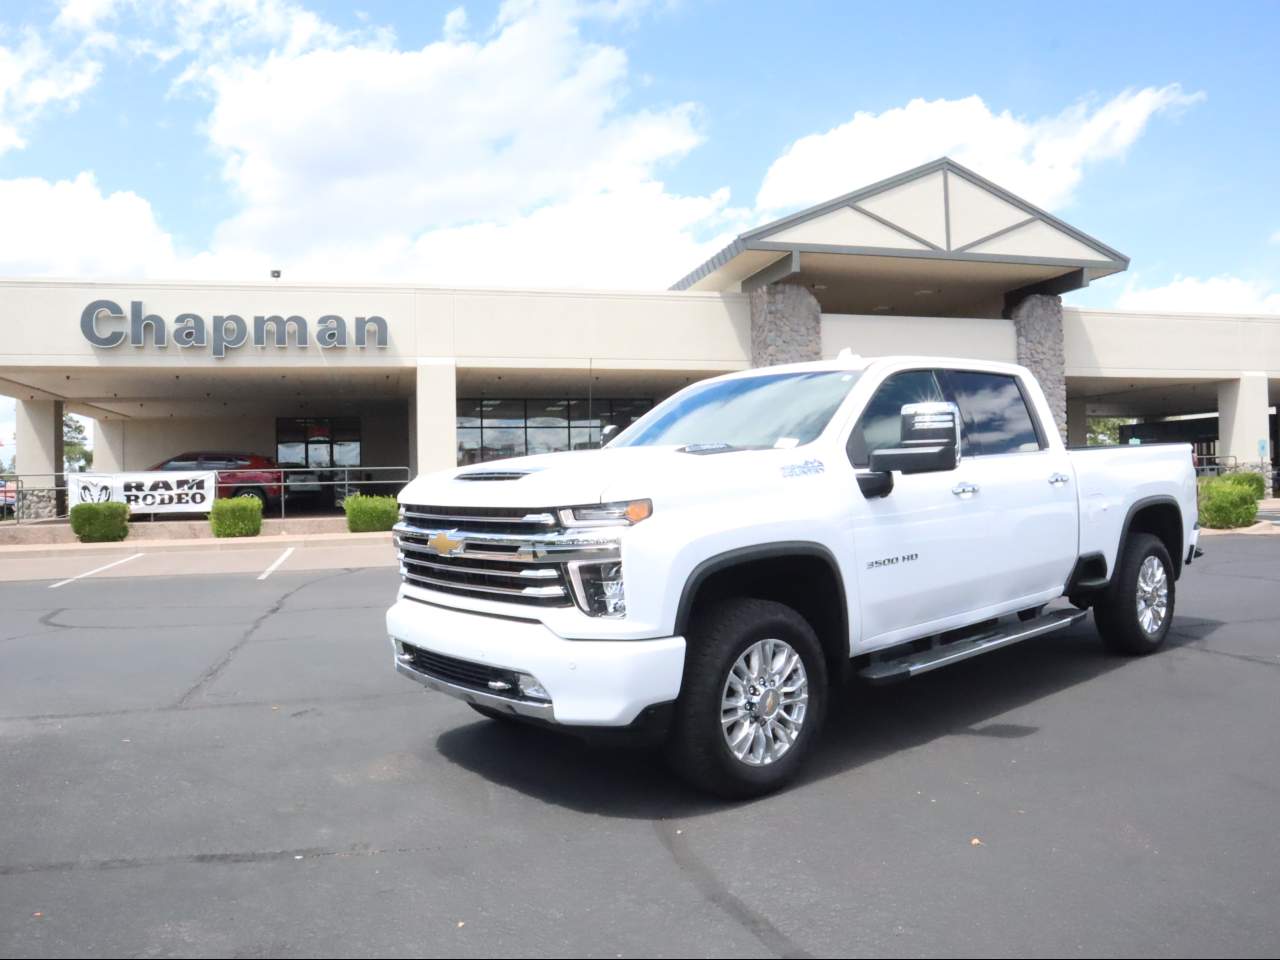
257;547;295;581
48;553;145;589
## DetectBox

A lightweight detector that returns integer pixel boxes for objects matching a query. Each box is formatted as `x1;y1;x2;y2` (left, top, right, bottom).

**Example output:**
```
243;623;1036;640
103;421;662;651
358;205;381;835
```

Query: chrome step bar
858;608;1088;684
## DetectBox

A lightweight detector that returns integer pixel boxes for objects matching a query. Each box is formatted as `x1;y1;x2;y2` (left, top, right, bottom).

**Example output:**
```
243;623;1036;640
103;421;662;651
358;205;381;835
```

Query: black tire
666;598;828;799
468;703;516;723
1094;532;1175;655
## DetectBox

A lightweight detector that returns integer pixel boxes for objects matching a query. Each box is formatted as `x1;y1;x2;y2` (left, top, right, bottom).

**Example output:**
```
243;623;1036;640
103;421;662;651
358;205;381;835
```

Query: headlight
568;559;626;617
559;499;651;527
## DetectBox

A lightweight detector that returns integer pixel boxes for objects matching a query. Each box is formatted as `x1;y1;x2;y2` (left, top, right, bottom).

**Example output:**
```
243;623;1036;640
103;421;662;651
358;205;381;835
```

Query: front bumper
386;596;686;726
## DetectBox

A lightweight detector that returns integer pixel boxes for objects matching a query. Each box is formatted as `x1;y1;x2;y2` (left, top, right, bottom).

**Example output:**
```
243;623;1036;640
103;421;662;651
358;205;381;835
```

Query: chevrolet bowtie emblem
427;530;464;557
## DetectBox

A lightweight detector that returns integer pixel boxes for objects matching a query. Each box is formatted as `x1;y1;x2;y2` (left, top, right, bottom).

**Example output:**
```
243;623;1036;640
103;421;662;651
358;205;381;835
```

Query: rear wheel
667;598;828;799
1094;533;1175;655
235;487;269;510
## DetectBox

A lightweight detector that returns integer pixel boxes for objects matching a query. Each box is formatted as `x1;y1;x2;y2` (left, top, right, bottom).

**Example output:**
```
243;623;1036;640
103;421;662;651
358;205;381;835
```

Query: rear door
937;369;1078;607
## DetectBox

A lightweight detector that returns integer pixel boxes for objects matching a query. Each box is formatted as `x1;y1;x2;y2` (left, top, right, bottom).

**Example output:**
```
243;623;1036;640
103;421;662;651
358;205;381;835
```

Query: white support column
94;419;127;473
1218;373;1271;480
1066;397;1088;447
15;398;62;476
415;359;457;476
14;397;63;519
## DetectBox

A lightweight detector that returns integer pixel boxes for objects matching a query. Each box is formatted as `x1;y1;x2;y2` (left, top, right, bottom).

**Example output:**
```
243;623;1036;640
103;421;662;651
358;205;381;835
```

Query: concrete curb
0;530;393;560
1199;521;1280;536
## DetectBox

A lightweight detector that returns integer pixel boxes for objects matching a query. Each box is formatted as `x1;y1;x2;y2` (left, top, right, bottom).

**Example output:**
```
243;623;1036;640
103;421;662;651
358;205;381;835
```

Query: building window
456;398;653;465
277;417;362;468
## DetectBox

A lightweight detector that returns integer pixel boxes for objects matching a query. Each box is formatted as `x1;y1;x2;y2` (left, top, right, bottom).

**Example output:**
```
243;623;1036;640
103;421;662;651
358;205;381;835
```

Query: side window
941;370;1042;456
162;457;197;471
848;370;944;466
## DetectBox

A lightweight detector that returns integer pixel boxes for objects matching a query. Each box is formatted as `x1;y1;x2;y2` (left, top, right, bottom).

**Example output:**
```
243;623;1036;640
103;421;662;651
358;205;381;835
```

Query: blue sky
2;0;1279;454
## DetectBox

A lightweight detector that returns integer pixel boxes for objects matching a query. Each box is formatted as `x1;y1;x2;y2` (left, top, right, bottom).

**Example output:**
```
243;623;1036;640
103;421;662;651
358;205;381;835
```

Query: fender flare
673;540;851;645
1117;495;1184;579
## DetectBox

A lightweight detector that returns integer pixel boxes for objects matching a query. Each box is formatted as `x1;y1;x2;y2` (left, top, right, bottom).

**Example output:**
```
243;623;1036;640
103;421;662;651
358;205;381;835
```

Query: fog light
569;560;626;617
516;673;550;701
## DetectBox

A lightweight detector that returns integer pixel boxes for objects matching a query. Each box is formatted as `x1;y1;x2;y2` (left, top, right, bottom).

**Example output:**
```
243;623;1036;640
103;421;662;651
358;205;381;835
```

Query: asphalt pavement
1;536;1278;958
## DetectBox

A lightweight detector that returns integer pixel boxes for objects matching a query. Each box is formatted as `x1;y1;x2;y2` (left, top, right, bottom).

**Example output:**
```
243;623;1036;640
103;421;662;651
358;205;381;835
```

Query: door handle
951;482;979;497
1048;473;1070;486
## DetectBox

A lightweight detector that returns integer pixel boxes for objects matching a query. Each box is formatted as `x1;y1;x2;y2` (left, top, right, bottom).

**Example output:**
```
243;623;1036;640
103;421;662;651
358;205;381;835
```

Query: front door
848;369;980;647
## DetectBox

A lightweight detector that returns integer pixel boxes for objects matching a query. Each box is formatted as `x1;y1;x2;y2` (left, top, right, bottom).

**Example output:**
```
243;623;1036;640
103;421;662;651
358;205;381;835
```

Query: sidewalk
0;528;391;560
0;514;352;547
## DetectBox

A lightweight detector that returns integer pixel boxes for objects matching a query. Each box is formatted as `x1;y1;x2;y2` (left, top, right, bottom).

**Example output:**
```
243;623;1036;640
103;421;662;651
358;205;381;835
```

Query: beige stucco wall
821;313;1018;362
0;279;751;371
1064;307;1280;378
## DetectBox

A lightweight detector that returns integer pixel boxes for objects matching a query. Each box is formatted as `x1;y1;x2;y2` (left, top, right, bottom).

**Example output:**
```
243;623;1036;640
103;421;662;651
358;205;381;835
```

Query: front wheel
1094;532;1175;655
666;598;828;799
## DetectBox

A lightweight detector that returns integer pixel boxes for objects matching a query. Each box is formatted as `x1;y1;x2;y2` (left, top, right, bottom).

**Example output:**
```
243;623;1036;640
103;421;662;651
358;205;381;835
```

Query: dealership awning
672;158;1129;316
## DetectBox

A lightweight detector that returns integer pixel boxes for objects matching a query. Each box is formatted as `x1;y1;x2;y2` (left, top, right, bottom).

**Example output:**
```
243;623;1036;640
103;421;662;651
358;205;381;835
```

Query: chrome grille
396;504;578;607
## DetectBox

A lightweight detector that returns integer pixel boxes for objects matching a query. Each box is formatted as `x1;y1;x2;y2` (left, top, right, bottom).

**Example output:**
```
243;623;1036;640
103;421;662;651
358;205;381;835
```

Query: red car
149;452;284;507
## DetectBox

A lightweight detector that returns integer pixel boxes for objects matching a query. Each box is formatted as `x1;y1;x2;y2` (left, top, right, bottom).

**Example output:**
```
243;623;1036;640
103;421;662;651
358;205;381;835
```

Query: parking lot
1;535;1278;958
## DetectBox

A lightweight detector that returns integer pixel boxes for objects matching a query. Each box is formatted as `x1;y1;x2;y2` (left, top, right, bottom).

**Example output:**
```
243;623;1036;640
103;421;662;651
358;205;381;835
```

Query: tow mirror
866;401;962;477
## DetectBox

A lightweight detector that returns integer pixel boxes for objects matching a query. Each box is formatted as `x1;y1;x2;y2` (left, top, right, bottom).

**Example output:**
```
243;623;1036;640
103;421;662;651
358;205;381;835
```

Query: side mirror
867;401;962;475
600;424;620;446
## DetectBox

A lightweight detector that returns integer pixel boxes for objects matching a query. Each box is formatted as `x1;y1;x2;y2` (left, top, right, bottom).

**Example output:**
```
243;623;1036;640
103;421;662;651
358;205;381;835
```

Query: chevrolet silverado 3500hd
387;355;1200;797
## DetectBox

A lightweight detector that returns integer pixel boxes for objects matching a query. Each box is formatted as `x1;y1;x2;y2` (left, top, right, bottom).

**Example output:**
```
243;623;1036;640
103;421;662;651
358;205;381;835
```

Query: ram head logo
78;480;112;503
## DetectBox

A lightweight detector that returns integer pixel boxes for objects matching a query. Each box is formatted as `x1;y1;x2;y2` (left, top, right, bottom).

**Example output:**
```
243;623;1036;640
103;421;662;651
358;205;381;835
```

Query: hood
399;444;826;509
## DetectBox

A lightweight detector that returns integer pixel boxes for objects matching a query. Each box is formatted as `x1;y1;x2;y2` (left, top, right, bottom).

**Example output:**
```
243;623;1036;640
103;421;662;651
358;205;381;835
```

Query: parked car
386;355;1201;798
149;451;284;508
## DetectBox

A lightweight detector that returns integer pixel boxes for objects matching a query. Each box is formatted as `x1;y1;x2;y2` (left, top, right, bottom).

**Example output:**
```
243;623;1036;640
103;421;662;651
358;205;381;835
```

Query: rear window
942;371;1042;456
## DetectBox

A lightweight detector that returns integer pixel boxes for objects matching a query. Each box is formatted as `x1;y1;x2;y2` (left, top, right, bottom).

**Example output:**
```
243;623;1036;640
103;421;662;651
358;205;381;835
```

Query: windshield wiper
677;442;769;455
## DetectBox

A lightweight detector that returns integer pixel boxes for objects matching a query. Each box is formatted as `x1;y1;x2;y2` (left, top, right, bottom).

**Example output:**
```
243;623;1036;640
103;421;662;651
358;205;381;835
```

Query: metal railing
1194;455;1238;478
1;465;412;524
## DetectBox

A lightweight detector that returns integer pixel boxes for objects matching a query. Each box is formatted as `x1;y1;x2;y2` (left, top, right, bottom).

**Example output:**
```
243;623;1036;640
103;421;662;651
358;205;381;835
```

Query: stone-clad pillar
1009;293;1067;439
749;283;822;367
14;397;63;519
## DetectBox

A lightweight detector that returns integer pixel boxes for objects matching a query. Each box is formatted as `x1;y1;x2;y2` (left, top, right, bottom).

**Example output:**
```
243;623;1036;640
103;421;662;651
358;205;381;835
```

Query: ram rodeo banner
386;355;1201;797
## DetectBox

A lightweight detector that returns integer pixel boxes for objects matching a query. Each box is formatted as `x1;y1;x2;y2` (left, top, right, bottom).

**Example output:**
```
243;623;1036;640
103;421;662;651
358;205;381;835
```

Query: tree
1087;416;1132;446
63;414;93;472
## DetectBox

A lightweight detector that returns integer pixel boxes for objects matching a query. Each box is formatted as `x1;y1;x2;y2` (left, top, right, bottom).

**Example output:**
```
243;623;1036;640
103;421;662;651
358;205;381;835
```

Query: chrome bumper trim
394;654;555;721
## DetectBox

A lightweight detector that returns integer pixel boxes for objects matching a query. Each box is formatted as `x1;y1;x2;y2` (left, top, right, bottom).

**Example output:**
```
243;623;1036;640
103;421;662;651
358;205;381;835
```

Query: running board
857;609;1089;684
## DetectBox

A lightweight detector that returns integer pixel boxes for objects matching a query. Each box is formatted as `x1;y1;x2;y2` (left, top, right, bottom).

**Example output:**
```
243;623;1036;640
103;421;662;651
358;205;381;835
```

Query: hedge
1219;471;1265;501
69;502;130;542
344;494;399;533
1198;478;1258;529
210;496;263;538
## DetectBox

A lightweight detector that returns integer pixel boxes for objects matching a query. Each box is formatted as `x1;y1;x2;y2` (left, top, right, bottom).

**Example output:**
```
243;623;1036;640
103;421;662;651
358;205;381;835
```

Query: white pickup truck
387;355;1200;797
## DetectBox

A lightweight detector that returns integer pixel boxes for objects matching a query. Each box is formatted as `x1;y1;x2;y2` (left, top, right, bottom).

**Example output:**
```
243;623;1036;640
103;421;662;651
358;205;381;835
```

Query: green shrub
1198;479;1258;529
210;496;263;538
1219;471;1265;501
69;502;130;542
343;494;400;533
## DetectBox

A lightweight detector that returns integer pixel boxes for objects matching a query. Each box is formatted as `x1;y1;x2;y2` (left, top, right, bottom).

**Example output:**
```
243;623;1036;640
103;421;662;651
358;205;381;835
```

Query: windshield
613;370;860;450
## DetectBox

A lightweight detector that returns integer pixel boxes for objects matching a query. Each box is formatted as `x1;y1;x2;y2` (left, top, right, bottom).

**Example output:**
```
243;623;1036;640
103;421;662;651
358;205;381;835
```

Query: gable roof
672;158;1129;293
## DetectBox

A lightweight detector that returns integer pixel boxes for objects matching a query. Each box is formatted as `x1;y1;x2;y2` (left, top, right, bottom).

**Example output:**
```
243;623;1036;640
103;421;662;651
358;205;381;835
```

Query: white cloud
55;0;125;32
1114;275;1280;314
443;6;468;41
0;28;103;154
0;173;178;277
756;86;1204;213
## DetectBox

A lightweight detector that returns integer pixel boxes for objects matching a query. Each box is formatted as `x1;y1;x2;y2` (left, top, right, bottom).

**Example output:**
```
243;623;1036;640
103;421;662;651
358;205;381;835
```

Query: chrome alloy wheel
1136;555;1169;635
720;638;809;766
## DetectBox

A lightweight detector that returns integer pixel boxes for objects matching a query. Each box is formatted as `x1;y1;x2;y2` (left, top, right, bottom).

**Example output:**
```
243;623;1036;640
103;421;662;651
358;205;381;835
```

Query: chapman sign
69;471;218;514
80;300;389;358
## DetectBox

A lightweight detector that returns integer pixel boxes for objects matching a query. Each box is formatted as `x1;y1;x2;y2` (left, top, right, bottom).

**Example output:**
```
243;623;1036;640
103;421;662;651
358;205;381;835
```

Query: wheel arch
1119;496;1184;580
674;541;852;676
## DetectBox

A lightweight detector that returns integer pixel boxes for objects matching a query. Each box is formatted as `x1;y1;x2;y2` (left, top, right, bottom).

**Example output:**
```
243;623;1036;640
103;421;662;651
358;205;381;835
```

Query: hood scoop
454;469;536;482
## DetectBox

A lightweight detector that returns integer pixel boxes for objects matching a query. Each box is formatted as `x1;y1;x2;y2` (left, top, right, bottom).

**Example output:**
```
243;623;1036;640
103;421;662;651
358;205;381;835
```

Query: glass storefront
277;417;362;468
456;398;653;465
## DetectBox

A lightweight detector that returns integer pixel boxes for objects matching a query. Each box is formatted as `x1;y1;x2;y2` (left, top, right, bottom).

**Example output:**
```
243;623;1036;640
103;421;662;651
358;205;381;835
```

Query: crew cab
386;355;1200;797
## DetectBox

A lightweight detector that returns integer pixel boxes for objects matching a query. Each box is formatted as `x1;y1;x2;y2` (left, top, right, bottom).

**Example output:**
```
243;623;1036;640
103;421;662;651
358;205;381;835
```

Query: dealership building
3;158;1277;501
